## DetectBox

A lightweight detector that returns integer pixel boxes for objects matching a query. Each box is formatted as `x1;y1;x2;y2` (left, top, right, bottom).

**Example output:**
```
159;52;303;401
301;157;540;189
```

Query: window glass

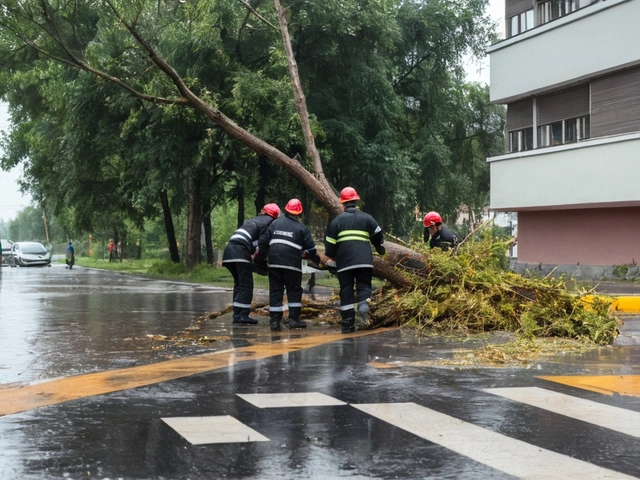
525;10;534;30
564;118;577;143
551;122;563;145
510;16;519;36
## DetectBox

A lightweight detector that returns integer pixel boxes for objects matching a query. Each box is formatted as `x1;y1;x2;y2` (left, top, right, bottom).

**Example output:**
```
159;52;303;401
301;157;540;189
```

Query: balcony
488;0;639;103
488;133;640;211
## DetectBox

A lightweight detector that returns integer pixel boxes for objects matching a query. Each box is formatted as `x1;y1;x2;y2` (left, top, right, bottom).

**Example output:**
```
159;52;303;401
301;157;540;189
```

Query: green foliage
375;233;620;345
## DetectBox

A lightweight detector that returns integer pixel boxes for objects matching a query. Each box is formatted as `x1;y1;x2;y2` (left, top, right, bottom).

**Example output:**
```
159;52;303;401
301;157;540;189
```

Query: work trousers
337;268;373;321
269;268;303;320
225;261;254;309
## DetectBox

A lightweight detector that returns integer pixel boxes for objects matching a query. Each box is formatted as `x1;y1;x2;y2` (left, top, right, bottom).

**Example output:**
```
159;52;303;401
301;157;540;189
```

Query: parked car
9;242;52;267
1;238;13;266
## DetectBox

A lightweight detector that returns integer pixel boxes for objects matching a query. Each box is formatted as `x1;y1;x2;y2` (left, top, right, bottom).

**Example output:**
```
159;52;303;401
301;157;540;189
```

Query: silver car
9;242;52;267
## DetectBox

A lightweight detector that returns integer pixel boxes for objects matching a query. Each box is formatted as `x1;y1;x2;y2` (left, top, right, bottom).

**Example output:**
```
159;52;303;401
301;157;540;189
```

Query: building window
508;127;534;153
537;0;597;25
508;9;534;37
537;116;590;147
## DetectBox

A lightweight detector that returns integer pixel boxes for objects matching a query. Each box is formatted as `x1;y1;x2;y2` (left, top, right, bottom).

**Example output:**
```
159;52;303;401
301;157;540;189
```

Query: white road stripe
237;392;347;408
486;386;640;438
353;402;635;479
162;415;269;445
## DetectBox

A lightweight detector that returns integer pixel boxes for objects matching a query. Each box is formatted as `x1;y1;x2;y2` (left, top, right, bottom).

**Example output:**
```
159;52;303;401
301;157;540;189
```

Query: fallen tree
368;233;621;345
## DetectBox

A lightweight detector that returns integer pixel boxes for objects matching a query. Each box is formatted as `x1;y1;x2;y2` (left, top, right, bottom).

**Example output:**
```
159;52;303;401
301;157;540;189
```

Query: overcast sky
0;0;504;224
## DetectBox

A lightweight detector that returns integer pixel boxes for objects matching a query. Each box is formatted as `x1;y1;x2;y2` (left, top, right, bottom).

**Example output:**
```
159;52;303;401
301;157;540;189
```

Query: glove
375;244;386;256
311;254;322;265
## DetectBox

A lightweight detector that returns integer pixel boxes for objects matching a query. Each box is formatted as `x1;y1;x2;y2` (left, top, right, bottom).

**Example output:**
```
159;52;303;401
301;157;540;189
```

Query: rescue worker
324;187;385;334
257;198;320;331
222;203;281;325
423;211;458;250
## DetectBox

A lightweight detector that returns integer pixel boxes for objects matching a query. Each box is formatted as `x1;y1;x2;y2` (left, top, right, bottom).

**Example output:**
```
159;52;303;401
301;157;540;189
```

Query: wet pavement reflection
1;265;640;479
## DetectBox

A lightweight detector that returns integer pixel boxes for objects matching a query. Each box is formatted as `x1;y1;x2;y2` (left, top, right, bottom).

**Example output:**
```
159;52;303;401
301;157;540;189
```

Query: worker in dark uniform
222;203;281;325
324;187;385;334
257;198;320;331
423;211;458;250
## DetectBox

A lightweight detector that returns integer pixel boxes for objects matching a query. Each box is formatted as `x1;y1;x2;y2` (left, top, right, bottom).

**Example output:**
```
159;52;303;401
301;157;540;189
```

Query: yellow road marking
0;330;385;417
538;375;640;397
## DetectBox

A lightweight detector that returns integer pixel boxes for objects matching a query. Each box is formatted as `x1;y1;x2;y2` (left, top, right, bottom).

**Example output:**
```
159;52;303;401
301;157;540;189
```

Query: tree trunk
160;189;180;263
186;179;203;268
203;210;214;265
236;184;245;228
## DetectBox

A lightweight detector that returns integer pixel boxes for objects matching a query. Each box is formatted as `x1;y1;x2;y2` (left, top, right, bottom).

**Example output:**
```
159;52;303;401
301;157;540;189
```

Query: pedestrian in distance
222;203;281;325
423;211;458;250
108;240;115;263
257;198;320;331
65;241;75;269
324;187;385;334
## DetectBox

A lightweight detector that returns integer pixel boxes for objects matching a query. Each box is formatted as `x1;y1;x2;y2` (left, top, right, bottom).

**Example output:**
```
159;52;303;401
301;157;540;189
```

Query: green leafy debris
372;232;621;346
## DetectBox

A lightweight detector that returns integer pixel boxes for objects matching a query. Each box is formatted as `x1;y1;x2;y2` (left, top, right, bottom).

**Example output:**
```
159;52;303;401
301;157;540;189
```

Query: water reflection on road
0;264;233;385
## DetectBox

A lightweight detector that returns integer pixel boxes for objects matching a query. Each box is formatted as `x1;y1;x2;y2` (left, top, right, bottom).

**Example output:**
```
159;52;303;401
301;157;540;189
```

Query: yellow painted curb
582;294;640;313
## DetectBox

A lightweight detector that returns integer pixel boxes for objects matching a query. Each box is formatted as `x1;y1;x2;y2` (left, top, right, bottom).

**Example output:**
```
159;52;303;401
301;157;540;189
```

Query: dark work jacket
324;206;383;273
424;224;457;250
258;213;317;272
222;214;275;264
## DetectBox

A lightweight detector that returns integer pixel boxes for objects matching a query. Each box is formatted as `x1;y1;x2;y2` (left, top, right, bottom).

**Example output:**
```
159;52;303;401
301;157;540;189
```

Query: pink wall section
518;208;640;265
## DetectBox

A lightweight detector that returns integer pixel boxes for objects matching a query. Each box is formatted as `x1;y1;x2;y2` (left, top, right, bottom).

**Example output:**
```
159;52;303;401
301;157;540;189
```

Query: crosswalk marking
352;402;636;479
237;392;347;408
486;387;640;438
161;415;269;445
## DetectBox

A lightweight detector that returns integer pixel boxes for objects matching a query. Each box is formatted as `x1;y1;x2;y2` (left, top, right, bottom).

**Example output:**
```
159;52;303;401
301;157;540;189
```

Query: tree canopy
0;0;504;269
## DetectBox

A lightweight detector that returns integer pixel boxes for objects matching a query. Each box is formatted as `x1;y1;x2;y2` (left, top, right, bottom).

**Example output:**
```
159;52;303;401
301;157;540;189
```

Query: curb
610;295;640;314
584;294;640;314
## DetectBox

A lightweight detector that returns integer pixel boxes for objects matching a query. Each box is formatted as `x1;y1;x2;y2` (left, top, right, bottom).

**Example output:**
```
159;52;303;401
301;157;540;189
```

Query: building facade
487;0;640;277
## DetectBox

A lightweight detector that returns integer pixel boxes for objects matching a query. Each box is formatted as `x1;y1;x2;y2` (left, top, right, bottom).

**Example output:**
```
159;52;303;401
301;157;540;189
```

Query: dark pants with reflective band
337;268;373;321
225;261;254;309
269;268;303;320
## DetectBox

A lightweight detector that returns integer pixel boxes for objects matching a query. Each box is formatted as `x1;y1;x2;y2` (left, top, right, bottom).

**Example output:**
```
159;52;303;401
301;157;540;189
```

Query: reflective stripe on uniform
269;238;303;250
336;230;370;242
222;258;251;264
269;306;287;312
233;302;252;308
337;263;373;272
269;264;302;272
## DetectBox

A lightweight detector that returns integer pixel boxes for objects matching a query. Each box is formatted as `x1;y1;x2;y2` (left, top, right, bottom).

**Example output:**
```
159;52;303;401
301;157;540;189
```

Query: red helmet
423;211;442;227
340;186;360;203
262;203;280;219
285;198;303;215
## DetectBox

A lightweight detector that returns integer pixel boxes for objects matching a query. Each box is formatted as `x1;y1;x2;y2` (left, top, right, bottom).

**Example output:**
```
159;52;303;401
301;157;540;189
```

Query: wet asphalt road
1;264;640;479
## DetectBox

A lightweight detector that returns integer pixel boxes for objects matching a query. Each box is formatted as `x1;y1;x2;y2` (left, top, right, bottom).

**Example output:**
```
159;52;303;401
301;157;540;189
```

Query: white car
9;242;52;267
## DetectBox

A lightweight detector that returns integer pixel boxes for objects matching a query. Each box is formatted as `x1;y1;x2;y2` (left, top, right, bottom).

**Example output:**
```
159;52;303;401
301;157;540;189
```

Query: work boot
357;300;370;323
232;306;242;324
341;317;355;334
236;308;258;325
270;313;283;332
288;318;307;329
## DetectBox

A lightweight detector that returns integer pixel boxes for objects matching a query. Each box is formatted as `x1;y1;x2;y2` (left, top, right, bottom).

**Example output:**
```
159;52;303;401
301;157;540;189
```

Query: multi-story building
487;0;640;277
